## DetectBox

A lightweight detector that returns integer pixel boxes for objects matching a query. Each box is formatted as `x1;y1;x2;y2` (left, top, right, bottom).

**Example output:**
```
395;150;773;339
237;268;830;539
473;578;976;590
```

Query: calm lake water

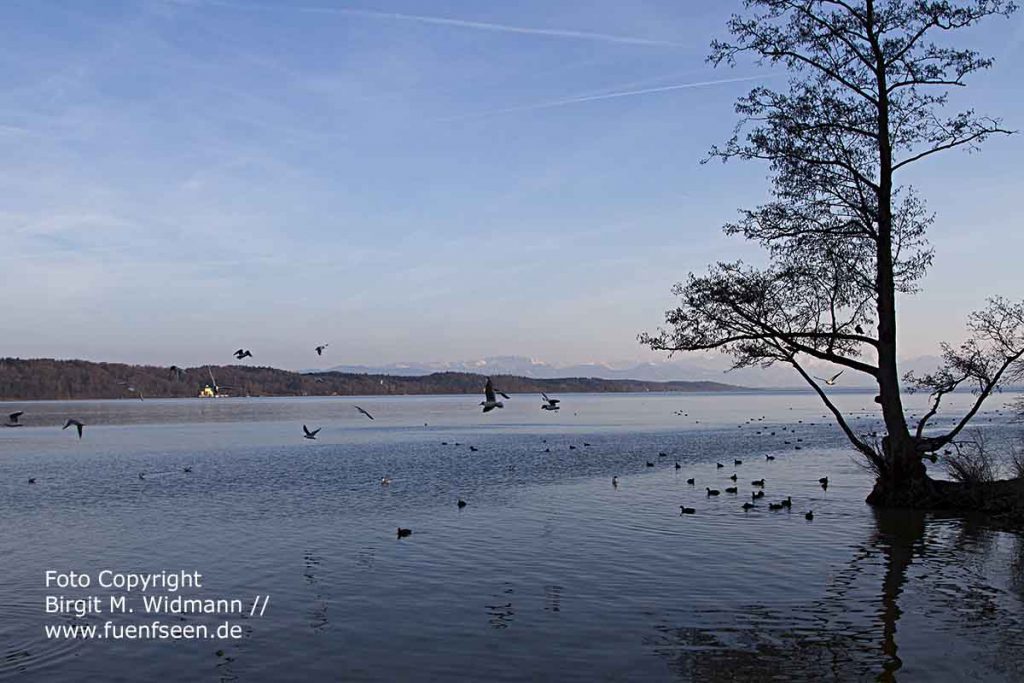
1;391;1022;681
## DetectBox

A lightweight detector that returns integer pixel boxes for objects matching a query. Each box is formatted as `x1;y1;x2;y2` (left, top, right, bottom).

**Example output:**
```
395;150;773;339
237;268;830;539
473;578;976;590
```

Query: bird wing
234;349;244;356
830;370;844;383
9;411;23;422
76;423;83;438
355;406;375;420
484;378;496;403
303;425;312;436
542;393;550;402
310;428;321;437
496;388;510;400
62;419;71;430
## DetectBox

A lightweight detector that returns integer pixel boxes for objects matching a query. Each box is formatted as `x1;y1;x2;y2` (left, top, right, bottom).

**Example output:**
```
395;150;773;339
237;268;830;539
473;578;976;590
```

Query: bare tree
641;0;1023;505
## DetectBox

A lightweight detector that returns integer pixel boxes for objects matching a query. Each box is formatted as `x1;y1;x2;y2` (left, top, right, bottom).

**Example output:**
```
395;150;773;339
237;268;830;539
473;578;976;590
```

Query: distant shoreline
0;357;749;402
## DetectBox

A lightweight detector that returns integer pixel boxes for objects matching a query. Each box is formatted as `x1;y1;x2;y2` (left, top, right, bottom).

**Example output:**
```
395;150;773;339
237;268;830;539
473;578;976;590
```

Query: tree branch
789;354;876;458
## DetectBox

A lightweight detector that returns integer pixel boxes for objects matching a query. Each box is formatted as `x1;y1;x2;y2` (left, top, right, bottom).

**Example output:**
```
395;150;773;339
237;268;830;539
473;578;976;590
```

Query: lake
1;391;1022;681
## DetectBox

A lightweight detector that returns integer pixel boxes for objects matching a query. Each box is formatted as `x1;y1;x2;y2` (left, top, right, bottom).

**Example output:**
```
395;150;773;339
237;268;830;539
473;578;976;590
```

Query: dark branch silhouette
641;0;1022;506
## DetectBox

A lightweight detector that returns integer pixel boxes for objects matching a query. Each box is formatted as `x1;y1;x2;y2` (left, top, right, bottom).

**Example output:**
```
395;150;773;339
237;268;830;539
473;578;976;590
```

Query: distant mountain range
323;354;945;388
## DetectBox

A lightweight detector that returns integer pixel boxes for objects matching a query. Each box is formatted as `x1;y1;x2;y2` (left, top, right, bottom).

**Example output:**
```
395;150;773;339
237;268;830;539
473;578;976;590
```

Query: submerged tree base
867;476;1024;525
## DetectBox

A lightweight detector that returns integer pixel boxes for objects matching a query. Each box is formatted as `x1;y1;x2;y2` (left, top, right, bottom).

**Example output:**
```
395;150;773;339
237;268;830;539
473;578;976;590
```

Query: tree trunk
866;0;926;506
867;434;932;506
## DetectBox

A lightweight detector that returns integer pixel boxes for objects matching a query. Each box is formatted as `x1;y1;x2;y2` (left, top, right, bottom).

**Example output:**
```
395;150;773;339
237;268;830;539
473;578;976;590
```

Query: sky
1;0;1022;374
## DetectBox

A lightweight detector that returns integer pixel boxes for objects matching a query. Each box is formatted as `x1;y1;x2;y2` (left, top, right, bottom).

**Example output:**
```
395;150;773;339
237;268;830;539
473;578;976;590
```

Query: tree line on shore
0;358;742;401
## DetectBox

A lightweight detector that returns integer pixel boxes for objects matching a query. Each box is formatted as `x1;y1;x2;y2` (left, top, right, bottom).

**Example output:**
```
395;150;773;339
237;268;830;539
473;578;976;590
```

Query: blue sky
1;0;1022;372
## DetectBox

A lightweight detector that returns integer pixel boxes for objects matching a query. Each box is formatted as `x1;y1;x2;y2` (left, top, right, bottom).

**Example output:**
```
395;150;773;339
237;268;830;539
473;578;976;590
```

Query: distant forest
0;358;744;401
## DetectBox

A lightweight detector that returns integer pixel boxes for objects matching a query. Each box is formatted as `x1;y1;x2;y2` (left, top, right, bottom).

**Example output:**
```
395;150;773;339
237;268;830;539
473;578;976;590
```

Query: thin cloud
184;0;683;47
438;74;772;122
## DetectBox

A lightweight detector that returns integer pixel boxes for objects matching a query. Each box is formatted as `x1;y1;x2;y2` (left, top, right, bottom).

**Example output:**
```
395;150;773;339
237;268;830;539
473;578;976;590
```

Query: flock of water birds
3;346;841;536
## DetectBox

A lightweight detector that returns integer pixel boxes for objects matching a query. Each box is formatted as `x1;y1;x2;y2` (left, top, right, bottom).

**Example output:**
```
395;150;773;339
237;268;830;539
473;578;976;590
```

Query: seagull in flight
814;370;844;386
480;378;505;413
303;425;321;440
4;411;24;427
62;419;85;439
315;344;329;356
233;349;253;360
354;406;375;420
541;393;560;411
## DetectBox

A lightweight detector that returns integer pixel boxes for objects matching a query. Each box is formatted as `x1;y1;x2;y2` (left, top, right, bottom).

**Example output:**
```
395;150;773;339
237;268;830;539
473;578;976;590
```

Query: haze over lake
2;391;1022;681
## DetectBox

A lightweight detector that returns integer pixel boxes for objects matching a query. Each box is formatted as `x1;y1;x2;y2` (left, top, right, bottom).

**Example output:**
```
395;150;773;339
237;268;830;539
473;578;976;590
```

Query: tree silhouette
642;0;1023;505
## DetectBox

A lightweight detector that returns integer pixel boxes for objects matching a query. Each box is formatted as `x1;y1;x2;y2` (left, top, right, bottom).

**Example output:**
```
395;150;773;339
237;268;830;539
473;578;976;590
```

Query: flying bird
354;406;375;420
541;393;560;411
303;425;321;440
480;378;505;413
233;349;253;360
855;324;865;334
5;411;24;427
490;379;511;400
62;419;85;439
814;370;844;386
315;344;329;356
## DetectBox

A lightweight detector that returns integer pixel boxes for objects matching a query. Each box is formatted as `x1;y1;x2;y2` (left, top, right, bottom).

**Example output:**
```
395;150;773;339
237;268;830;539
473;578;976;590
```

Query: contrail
184;0;683;47
438;74;771;122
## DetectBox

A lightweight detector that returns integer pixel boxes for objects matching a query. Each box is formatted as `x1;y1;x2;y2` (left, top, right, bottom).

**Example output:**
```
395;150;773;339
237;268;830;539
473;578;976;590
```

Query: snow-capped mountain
322;354;942;388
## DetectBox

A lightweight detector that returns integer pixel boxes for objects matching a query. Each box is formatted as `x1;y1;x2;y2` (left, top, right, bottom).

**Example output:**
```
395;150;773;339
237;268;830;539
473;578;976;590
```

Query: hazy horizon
2;1;1022;373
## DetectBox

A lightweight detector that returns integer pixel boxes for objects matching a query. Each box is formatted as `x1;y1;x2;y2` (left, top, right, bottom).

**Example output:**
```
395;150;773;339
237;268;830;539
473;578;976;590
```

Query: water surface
1;391;1021;681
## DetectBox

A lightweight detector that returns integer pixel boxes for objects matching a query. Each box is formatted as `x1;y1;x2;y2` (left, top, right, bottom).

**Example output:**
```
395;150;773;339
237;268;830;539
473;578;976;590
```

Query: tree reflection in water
650;510;1024;681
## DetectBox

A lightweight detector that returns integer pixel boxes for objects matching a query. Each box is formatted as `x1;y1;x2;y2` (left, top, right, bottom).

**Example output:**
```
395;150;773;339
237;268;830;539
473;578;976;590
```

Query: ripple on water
0;601;91;680
1;393;1022;681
